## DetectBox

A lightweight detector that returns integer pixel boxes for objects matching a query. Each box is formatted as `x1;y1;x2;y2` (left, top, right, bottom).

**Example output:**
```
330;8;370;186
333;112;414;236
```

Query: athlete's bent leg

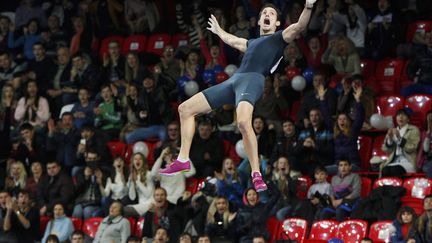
236;101;267;191
160;92;212;175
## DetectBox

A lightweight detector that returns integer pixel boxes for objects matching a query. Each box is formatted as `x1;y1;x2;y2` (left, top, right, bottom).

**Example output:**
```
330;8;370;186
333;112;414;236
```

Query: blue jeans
401;83;432;97
423;161;432;178
72;204;100;219
276;206;292;221
125;125;167;144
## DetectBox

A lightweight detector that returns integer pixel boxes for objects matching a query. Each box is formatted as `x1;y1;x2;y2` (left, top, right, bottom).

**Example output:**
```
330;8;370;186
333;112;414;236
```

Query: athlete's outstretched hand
306;0;317;5
207;14;222;36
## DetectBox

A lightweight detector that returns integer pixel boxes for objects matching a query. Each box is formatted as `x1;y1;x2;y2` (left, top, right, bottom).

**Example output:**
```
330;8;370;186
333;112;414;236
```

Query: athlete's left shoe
252;172;268;192
159;159;191;176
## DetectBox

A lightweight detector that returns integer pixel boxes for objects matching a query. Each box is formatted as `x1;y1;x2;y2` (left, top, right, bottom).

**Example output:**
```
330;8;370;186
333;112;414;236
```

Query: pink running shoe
252;172;268;192
159;159;191;176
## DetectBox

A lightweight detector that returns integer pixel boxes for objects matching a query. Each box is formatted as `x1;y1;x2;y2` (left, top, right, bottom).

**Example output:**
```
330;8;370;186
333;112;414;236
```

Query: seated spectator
154;121;180;158
252;116;276;160
391;206;417;243
70;87;95;129
38;161;75;216
76;124;111;169
10;123;46;170
343;0;367;56
70;52;101;98
319;83;364;174
8;19;42;60
144;227;170;243
297;33;328;71
142;187;182;243
270;119;299;166
297;73;337;129
124;0;160;34
124;75;174;144
254;76;289;134
0;52;26;83
277;43;307;73
177;191;209;239
28;42;57;93
252;234;267;243
124;153;154;217
197;235;211;243
69;16;93;56
25;161;43;202
229;6;250;40
0;84;16;162
124;52;150;86
380;109;420;177
234;186;279;242
42;15;69;59
0;16;11;51
70;230;85;243
93;201;131;243
14;0;47;29
14;80;50;130
178;232;193;243
151;147;196;204
127;235;141;243
402;31;432;97
0;191;13;241
308;0;346;39
47;113;81;173
102;41;126;95
94;84;123;139
190;119;224;178
4;161;27;198
72;150;105;219
307;166;332;220
319;158;361;221
100;156;130;215
322;36;361;76
119;84;139;141
46;234;60;243
214;157;244;208
197;26;227;69
205;196;236;242
422;110;432;177
407;194;432;242
41;203;74;243
293;108;334;176
180;50;202;81
2;190;39;242
175;2;206;47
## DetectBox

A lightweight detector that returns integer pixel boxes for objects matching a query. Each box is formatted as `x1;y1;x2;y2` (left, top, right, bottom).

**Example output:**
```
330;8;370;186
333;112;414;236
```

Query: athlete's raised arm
282;0;316;43
207;14;248;53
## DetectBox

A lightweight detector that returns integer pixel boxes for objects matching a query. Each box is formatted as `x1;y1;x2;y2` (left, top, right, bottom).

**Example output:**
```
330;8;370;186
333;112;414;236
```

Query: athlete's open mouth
264;18;270;25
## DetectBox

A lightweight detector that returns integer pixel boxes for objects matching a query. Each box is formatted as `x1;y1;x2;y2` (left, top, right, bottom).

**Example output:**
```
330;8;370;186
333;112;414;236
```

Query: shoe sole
159;168;190;176
255;187;268;192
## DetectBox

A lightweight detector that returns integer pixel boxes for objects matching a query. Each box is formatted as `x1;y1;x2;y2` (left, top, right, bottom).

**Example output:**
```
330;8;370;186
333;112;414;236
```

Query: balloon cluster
370;113;394;129
133;141;149;157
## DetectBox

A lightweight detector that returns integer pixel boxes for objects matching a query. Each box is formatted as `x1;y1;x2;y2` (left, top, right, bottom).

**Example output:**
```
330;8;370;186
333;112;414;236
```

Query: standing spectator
46;113;81;173
102;41;125;94
197;25;227;70
229;6;251;40
270;119;299;166
144;227;170;243
380;109;420;177
93;201;130;243
70;52;101;98
124;153;154;217
309;0;346;39
70;87;95;129
214;157;244;208
391;206;417;243
252;116;276;160
2;190;40;243
28;42;57;93
124;0;160;34
190;119;224;178
154;121;180;158
38;161;75;216
205;196;236;242
100;157;130;214
322;36;361;76
4;161;27;199
94;84;122;139
0;191;13;242
180;50;202;82
14;80;50;130
69;16;93;56
151;147;196;204
156;45;181;83
319;159;361;221
119;84;140;141
175;2;206;47
10;123;46;170
343;0;367;55
307;166;332;220
407;194;432;242
76;124;111;169
44;15;69;56
319;82;364;174
70;230;85;243
124;52;150;86
297;33;328;71
41;203;74;243
8;19;42;60
25;161;43;202
89;0;124;38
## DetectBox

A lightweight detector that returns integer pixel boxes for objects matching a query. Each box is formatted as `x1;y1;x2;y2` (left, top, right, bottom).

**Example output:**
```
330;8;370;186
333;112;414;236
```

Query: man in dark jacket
37;161;75;216
70;52;102;98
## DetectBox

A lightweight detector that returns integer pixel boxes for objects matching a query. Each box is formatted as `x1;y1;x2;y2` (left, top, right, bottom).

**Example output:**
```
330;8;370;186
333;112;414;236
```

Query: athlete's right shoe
159;159;191;176
252;172;268;192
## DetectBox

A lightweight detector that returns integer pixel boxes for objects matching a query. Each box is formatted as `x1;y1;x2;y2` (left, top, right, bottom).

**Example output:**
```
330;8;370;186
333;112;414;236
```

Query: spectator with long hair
205;196;236;242
25;161;43;203
4;160;27;198
322;36;361;76
124;52;150;86
391;206;417;243
41;203;74;243
214;157;244;208
407;194;432;242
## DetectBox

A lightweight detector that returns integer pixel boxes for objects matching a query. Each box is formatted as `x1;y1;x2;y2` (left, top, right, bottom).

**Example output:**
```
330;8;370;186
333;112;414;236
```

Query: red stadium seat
99;35;125;58
368;220;393;243
406;20;432;42
128;217;137;235
376;95;405;117
297;176;312;200
360;59;376;78
134;217;145;237
277;218;307;242
337;219;368;243
403;177;432;199
146;33;171;56
107;141;127;159
185;177;200;194
404;94;432;128
172;33;189;48
266;216;281;243
357;135;373;171
71;217;83;230
307;220;339;241
375;59;405;95
402;200;425;215
360;177;372;198
40;216;51;235
373;177;403;189
82;217;103;238
122;35;147;53
371;135;388;163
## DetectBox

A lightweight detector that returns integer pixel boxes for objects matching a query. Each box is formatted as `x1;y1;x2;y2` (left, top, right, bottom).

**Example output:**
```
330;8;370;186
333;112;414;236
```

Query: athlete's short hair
259;3;281;21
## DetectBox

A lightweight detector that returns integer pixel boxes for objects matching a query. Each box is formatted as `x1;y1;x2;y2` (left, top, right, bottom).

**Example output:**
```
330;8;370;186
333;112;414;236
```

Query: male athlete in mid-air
160;0;317;191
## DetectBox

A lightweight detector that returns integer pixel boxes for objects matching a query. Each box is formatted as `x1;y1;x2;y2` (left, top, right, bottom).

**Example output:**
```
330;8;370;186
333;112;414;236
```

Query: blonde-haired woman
205;196;236;242
5;160;27;198
215;158;244;208
124;152;154;217
322;36;361;76
124;52;149;86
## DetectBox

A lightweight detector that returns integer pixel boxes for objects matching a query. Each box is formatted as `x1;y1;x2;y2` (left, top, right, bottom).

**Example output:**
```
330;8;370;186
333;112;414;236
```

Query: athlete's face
258;7;280;34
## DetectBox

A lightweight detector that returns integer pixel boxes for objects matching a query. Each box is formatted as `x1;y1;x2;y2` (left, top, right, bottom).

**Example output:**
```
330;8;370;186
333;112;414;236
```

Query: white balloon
384;116;394;129
184;81;199;97
224;64;238;77
133;141;149;157
235;140;247;159
291;75;306;91
370;113;385;129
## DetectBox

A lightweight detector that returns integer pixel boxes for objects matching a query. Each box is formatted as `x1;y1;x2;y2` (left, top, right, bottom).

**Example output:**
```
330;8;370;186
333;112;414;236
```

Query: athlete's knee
178;102;194;117
237;119;252;134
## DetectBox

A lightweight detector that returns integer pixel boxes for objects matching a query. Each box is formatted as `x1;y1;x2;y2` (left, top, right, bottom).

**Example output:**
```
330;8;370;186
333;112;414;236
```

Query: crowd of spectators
0;0;432;242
